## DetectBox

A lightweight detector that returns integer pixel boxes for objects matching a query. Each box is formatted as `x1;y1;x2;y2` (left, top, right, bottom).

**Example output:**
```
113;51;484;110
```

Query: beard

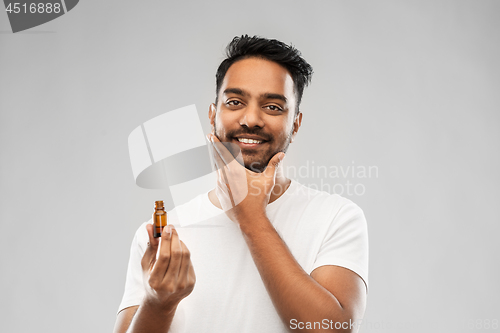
213;117;293;173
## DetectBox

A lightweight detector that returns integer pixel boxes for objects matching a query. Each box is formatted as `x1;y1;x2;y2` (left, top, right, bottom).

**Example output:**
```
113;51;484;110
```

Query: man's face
209;57;302;173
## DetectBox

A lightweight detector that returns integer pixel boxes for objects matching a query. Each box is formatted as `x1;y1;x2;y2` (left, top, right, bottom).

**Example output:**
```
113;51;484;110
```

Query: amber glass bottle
153;200;167;238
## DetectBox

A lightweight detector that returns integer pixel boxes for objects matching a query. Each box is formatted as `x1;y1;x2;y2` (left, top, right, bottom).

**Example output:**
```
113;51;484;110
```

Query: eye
265;105;283;112
226;100;243;107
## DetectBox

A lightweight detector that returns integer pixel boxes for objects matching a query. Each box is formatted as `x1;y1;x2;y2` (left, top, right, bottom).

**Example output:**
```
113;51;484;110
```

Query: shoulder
130;220;151;252
290;180;365;220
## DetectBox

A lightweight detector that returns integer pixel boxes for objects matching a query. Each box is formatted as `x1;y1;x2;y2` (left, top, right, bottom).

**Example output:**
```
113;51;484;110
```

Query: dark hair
215;35;313;114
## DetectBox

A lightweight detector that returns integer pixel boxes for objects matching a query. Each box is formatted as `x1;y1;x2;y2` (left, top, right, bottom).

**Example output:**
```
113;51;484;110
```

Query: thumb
265;152;285;176
142;223;159;272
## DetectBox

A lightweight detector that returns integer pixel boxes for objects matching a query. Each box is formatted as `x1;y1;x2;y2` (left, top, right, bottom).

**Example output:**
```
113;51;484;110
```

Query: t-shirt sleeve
117;222;149;314
311;198;369;291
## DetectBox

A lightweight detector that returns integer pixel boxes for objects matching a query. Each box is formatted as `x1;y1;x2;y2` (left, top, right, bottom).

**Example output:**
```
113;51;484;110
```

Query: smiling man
114;35;369;333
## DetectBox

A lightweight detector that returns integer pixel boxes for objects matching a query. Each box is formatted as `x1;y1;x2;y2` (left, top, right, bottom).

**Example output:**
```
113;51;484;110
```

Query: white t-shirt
118;179;369;332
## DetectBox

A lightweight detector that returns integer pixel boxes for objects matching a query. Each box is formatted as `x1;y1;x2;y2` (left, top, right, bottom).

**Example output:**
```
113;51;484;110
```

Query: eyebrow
223;88;288;103
262;93;287;103
223;88;248;97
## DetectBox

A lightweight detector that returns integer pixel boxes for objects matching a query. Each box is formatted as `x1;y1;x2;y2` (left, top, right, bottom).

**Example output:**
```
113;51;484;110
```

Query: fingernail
164;225;172;236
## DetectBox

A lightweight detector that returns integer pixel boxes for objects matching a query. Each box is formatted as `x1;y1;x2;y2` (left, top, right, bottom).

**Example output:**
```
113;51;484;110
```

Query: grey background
1;0;499;332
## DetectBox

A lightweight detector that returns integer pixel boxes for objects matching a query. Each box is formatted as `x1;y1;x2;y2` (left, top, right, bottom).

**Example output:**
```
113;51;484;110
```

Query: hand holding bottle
141;223;196;313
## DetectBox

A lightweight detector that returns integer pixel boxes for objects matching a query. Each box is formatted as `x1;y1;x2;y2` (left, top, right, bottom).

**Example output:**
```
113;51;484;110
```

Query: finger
208;136;230;188
210;134;238;168
210;139;233;196
216;175;235;208
142;224;159;272
146;223;160;249
264;152;285;177
162;226;183;283
188;261;196;286
177;240;193;288
207;134;219;173
150;225;173;281
209;135;227;173
219;165;232;199
211;134;245;170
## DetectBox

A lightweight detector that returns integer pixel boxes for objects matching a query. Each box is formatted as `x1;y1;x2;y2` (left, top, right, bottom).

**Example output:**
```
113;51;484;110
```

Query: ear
290;111;302;143
208;103;216;132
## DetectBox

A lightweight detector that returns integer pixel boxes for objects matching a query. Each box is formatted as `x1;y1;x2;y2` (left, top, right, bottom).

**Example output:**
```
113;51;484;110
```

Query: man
114;35;368;333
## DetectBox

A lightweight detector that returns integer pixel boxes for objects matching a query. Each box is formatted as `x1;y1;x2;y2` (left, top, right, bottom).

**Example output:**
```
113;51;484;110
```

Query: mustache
227;129;272;141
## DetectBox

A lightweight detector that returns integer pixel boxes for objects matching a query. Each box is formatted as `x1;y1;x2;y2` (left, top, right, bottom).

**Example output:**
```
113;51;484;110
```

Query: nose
239;103;264;129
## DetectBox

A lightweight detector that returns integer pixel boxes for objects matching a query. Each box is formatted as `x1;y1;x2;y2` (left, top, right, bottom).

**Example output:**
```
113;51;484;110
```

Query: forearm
239;213;351;332
126;299;177;333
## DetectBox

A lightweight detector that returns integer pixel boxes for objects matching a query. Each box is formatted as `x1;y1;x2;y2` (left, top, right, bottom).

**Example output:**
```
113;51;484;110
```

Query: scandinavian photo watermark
285;160;378;196
246;159;379;197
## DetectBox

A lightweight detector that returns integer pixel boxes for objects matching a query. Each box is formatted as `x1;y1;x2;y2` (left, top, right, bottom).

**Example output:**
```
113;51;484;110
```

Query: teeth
237;138;263;144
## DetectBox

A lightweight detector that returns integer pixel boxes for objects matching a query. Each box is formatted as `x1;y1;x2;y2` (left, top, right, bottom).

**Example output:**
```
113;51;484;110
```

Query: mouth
233;136;268;149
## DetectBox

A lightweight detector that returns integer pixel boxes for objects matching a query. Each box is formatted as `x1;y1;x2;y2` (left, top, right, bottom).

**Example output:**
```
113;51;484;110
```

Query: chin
243;157;269;173
246;164;265;173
